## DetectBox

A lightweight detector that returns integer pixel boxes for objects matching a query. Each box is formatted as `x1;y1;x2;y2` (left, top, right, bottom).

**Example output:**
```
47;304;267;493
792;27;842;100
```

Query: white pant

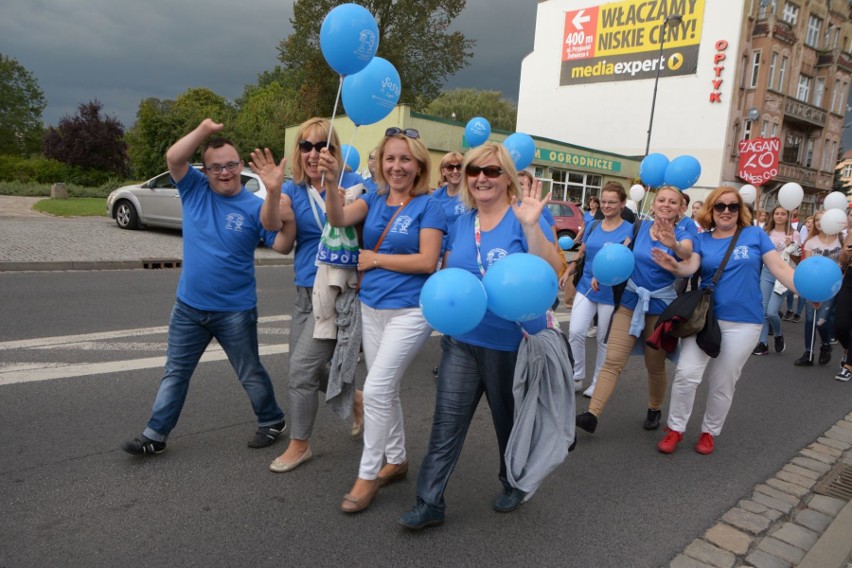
358;304;432;479
568;291;615;388
667;320;761;437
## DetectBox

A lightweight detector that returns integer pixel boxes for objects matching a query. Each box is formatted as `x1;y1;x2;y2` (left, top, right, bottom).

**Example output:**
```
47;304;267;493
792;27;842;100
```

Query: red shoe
657;429;683;454
695;432;715;455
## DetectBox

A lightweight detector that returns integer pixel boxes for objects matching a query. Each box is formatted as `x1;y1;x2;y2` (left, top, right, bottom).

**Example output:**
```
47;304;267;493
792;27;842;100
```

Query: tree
277;0;474;120
43;100;130;177
0;54;46;156
232;71;303;158
423;89;517;131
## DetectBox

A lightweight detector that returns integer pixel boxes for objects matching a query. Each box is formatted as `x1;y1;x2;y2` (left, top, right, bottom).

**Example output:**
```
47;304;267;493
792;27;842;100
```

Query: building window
836;81;848;114
549;170;602;204
796;75;811;102
781;2;798;25
805;139;814;168
743;119;753;140
783;134;802;163
771;121;780;137
778;55;788;92
805;15;821;47
768;52;777;89
814;77;825;107
761;119;770;137
825;140;838;171
750;51;761;88
843;164;852;178
759;0;777;18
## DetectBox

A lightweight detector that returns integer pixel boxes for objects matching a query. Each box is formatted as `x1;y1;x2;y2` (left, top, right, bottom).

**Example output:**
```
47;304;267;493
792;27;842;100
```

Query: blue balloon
639;153;669;187
664;155;702;190
503;133;536;170
342;57;401;126
793;256;843;302
420;268;487;335
592;243;635;286
320;4;379;76
341;144;360;172
465;117;491;147
558;236;574;250
482;253;558;322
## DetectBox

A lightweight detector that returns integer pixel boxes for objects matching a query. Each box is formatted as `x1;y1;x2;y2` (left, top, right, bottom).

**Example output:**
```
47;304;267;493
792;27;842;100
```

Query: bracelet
373;258;378;267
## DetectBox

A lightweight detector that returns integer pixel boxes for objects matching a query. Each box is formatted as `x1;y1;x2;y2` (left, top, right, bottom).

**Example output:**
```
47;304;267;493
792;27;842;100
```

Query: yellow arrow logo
668;53;684;71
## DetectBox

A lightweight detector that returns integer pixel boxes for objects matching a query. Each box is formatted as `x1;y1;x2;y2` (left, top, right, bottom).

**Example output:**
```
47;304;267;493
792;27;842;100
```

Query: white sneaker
586;326;597;338
583;386;595;398
573;380;584;393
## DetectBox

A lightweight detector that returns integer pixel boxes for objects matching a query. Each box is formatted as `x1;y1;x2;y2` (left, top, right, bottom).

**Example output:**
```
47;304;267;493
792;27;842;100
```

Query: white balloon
739;184;757;205
778;182;804;211
626;199;638;212
629;184;645;203
820;208;847;235
823;191;848;211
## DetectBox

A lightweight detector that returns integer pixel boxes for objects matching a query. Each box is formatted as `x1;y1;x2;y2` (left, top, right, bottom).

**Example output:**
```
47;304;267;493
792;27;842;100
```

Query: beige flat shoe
377;460;408;487
340;479;380;513
269;447;313;473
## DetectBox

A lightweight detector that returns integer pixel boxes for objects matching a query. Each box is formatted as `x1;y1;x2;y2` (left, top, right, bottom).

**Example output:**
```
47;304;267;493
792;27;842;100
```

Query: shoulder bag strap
709;227;742;289
355;196;412;291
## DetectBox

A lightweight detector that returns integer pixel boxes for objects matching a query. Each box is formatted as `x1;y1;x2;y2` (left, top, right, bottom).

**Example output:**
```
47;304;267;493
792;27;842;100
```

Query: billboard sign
737;137;780;185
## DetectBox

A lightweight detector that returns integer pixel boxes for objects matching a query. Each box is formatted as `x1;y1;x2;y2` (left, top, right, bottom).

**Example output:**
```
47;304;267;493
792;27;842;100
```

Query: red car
546;200;584;244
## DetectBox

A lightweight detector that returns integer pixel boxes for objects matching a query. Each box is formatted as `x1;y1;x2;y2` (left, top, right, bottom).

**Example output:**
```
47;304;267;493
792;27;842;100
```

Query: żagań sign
737;137;780;185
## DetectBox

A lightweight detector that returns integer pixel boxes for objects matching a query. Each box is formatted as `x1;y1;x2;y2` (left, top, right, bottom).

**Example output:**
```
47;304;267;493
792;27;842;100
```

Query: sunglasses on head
385;127;420;139
298;140;330;153
465;164;504;179
443;163;462;171
713;202;740;213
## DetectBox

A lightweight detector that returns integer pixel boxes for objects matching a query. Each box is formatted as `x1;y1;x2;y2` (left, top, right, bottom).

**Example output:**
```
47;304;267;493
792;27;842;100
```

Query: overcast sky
0;0;535;128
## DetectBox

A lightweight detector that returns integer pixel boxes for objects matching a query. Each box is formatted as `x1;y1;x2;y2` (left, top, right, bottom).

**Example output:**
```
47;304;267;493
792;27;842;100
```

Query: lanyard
473;214;486;276
307;185;326;232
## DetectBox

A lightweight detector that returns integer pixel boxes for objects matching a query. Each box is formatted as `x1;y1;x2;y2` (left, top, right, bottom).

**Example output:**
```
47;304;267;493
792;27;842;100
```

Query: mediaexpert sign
560;0;706;86
737;137;780;185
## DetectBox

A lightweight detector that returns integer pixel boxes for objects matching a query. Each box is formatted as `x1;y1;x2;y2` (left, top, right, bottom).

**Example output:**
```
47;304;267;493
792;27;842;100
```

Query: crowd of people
120;118;849;531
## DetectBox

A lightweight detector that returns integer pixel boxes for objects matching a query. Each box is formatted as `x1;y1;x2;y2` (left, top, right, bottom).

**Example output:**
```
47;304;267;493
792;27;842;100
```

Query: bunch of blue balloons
639;153;701;190
420;254;558;335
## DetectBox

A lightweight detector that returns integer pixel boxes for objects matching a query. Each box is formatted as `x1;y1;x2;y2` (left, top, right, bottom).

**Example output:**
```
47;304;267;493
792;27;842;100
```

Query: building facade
518;0;852;215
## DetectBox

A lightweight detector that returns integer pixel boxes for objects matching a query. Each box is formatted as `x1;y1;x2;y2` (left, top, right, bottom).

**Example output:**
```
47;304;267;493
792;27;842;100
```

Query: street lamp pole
644;13;683;156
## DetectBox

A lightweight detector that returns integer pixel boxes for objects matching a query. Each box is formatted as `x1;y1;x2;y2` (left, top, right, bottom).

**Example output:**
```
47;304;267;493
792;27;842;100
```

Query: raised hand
651;247;679;272
512;179;550;228
318;148;340;189
249;148;287;192
651;215;677;249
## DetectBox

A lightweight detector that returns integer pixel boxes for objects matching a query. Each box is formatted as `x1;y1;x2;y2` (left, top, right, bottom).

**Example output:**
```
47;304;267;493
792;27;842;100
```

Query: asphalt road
1;267;851;567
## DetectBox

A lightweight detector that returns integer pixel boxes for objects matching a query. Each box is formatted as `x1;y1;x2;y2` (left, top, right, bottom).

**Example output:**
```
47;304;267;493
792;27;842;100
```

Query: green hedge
0;155;117;187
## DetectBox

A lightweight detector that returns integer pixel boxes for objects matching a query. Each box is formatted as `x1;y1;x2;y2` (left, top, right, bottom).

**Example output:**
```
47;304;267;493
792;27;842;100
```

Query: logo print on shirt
731;245;749;261
486;248;509;266
391;215;413;234
225;213;245;232
454;204;468;215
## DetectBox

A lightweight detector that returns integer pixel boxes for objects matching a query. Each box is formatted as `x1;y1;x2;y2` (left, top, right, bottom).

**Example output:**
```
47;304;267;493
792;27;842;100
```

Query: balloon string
321;74;345;189
339;126;359;187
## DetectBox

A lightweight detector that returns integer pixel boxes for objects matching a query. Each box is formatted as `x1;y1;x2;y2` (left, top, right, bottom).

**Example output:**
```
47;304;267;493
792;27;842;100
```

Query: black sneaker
752;342;769;356
819;344;832;366
643;409;662;430
774;335;785;353
122;435;166;455
493;487;527;513
247;418;286;448
399;500;445;530
794;352;813;367
782;311;794;321
792;314;802;323
836;367;852;382
576;411;598;433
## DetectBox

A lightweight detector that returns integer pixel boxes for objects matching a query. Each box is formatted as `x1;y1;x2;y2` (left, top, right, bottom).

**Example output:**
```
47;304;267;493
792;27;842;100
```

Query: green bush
0;154;131;197
0;155;68;184
0;180;118;198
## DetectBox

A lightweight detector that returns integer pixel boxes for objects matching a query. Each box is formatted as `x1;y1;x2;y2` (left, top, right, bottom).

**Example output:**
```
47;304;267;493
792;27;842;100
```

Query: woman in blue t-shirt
653;187;797;456
253;117;365;474
575;186;692;434
398;143;562;530
566;182;634;398
322;127;446;513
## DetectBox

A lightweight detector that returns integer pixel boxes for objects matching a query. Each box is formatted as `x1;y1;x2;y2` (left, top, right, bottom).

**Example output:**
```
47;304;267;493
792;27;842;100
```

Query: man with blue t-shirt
122;119;288;456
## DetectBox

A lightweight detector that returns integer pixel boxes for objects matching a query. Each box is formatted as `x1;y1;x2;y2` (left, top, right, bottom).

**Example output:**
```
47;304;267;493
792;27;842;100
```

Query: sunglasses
465;165;504;179
298;140;330;153
713;202;740;213
385;127;420;139
443;163;462;171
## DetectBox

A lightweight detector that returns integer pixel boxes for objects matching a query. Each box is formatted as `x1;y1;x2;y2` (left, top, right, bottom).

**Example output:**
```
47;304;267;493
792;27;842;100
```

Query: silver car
106;166;267;230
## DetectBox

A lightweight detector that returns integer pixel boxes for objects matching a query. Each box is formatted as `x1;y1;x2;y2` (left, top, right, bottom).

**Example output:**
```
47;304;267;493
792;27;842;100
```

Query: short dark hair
202;137;239;163
681;192;691;206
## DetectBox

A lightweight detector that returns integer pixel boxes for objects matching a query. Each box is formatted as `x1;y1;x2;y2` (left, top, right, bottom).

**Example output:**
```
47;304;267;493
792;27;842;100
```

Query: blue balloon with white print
320;4;379;76
342;57;402;126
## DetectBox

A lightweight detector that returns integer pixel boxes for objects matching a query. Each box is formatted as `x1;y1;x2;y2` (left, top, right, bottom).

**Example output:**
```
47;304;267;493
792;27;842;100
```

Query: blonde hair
696;186;752;231
374;133;432;196
290;118;341;186
459;143;521;210
439;151;464;184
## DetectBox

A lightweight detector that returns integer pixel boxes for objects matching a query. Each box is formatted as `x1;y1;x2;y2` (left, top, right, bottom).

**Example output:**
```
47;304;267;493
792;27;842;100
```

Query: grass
33;197;108;217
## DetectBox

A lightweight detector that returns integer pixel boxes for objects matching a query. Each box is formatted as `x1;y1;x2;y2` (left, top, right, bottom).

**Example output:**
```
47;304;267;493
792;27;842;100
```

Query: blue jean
144;300;284;441
784;290;805;315
803;297;836;353
415;336;517;512
758;266;784;345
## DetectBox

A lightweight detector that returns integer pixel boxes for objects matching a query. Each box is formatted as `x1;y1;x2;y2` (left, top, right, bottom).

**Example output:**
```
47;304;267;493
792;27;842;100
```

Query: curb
0;256;294;272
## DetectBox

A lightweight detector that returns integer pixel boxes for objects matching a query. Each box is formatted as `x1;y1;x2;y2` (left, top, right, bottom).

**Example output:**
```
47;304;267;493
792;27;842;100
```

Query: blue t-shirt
446;208;555;351
175;167;278;311
432;184;469;253
576;219;635;304
620;221;691;315
283;171;363;287
583;211;595;226
363;177;379;193
695;226;774;324
358;192;447;309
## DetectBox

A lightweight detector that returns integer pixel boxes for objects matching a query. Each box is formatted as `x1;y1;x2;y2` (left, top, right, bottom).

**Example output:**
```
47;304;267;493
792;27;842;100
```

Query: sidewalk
1;196;851;566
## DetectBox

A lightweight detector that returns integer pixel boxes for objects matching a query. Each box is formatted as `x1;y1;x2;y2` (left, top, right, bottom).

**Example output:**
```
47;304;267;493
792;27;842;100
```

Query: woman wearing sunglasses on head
321;127;447;513
397;143;562;530
251;118;365;474
651;187;797;455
